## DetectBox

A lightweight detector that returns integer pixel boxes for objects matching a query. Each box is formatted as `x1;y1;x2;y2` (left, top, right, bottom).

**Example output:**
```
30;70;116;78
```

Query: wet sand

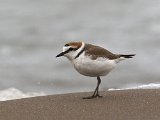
0;89;160;120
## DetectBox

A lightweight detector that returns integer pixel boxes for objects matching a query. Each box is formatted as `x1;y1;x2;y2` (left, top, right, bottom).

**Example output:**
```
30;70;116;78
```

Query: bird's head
56;41;85;60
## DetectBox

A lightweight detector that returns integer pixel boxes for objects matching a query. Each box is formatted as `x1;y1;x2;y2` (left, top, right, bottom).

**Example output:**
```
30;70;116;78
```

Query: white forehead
63;46;70;52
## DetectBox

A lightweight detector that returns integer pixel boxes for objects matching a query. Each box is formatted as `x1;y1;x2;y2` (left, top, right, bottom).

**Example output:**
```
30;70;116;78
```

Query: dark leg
83;76;102;99
96;76;102;97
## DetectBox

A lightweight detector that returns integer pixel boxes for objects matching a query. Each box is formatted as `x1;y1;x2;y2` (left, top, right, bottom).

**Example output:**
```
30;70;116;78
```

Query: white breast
72;53;117;77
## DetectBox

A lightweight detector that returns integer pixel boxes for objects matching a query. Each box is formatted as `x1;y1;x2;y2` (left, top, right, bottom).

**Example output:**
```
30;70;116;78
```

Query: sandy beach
0;89;160;120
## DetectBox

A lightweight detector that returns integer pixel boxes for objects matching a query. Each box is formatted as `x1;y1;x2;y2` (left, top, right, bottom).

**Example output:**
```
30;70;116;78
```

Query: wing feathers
84;44;119;60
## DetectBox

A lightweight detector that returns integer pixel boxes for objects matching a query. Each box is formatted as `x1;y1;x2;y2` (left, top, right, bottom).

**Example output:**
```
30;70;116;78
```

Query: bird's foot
96;94;103;98
82;94;102;99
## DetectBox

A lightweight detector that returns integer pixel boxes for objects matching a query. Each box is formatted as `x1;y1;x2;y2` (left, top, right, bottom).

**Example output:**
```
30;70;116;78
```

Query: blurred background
0;0;160;99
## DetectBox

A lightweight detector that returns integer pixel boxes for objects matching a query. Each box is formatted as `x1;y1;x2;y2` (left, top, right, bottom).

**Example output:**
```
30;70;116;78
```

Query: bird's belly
73;57;117;77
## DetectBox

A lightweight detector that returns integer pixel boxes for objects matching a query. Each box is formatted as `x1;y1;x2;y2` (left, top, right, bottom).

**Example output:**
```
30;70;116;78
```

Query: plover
56;41;135;99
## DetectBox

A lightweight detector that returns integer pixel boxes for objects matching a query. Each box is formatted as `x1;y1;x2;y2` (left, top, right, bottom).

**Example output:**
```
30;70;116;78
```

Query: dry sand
0;89;160;120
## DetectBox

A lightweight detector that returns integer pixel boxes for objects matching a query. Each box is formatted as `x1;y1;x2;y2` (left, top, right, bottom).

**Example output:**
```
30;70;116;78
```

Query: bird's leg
83;76;102;99
95;76;102;97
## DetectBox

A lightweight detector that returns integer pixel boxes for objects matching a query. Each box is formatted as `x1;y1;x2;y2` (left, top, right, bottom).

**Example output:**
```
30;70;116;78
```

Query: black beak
56;52;65;57
56;49;70;58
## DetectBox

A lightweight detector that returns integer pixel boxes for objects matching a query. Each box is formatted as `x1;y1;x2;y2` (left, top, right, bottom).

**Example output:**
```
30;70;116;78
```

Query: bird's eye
69;48;74;51
65;44;69;47
69;47;78;51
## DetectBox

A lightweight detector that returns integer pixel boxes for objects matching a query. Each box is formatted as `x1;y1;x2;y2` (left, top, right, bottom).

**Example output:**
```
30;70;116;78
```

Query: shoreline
0;89;160;120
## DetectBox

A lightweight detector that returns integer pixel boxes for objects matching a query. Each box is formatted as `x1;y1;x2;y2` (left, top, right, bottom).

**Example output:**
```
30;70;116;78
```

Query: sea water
1;83;160;101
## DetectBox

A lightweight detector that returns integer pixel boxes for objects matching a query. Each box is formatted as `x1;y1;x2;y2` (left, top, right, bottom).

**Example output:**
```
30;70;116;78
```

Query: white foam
0;88;45;101
1;83;160;101
108;83;160;91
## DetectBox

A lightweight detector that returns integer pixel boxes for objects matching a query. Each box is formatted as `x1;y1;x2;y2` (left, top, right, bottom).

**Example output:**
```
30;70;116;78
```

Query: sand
0;89;160;120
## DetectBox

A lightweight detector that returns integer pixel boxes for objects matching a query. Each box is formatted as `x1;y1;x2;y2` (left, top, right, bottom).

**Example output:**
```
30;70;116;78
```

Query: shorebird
56;41;135;99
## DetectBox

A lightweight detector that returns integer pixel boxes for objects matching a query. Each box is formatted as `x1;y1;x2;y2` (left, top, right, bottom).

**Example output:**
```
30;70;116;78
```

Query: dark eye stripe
74;48;78;51
65;44;69;47
69;48;74;51
69;47;78;51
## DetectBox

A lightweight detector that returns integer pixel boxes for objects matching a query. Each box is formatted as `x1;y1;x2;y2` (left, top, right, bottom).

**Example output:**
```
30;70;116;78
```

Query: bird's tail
119;54;135;58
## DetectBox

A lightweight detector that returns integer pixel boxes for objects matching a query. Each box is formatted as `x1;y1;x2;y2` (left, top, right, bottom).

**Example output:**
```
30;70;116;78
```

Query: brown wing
84;44;120;60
